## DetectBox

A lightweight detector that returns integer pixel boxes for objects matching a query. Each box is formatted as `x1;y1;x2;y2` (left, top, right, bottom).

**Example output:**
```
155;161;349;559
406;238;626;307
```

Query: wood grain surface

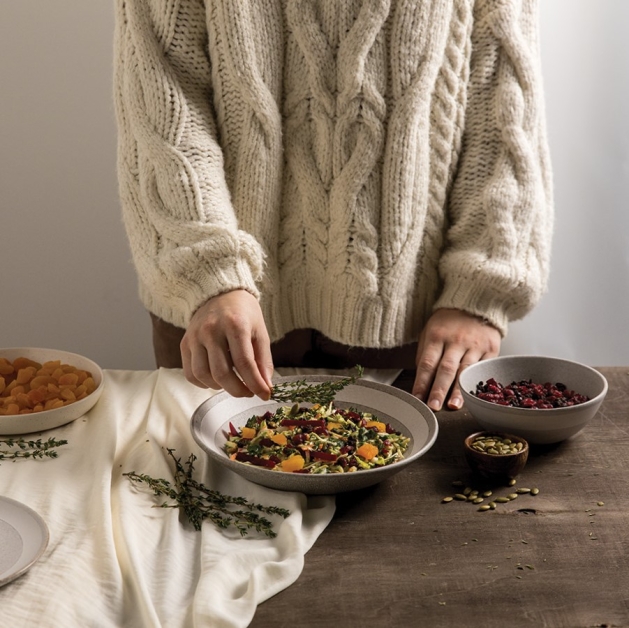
250;367;629;628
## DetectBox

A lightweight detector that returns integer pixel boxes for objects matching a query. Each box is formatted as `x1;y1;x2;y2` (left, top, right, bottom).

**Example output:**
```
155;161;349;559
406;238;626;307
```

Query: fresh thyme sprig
124;449;290;537
0;437;68;461
270;365;364;405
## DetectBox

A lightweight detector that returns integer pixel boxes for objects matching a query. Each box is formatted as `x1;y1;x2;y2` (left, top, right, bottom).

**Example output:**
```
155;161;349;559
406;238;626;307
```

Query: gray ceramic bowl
191;375;439;495
459;355;608;444
0;347;104;435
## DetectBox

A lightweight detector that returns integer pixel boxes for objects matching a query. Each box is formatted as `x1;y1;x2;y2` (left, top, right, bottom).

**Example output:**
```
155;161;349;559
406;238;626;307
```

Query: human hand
412;308;501;411
180;290;274;399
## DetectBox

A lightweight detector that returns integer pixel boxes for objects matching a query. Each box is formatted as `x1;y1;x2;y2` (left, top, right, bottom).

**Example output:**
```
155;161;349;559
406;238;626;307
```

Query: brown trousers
150;314;417;392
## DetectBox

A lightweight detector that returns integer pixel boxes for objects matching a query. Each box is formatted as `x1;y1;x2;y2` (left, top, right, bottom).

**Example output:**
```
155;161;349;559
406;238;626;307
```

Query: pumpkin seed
530;488;539;495
507;493;518;500
516;488;531;494
482;491;493;497
478;505;491;511
473;497;484;504
454;494;467;501
597;501;605;507
495;497;510;503
441;496;453;503
508;479;517;487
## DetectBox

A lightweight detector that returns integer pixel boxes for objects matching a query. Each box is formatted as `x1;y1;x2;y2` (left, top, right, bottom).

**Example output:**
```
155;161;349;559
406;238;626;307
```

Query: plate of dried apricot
0;347;104;435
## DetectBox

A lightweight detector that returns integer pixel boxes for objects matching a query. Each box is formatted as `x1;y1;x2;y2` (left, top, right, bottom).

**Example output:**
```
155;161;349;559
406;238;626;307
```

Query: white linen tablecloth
0;368;344;628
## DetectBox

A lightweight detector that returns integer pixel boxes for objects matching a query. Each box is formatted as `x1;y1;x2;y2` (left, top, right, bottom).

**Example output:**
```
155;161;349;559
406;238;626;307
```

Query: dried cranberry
473;377;590;409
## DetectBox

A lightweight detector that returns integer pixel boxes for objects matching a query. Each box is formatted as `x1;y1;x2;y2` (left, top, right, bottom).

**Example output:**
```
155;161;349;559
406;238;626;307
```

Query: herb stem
0;437;68;461
270;365;364;405
124;449;290;537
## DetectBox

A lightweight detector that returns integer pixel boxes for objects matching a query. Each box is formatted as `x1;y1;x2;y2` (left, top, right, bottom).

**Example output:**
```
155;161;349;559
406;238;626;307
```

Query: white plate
191;376;439;495
0;496;49;587
0;347;104;435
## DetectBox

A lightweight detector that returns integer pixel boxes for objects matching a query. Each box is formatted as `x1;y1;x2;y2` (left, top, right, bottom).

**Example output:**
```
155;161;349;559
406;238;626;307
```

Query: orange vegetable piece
0;377;5;394
365;420;386;433
241;426;257;440
356;443;379;461
281;454;305;472
326;421;343;431
271;433;288;446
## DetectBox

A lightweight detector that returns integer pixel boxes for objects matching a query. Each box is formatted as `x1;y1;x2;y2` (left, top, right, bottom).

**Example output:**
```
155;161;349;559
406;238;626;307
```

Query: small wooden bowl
464;431;529;481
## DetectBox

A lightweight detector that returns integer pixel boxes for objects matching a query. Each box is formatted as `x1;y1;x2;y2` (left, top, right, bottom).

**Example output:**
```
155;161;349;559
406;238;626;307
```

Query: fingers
413;342;466;412
180;290;273;399
412;308;502;412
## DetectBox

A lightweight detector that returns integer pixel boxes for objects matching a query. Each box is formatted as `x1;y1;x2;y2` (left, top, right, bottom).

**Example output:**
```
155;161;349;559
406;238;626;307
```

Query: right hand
180;290;274;399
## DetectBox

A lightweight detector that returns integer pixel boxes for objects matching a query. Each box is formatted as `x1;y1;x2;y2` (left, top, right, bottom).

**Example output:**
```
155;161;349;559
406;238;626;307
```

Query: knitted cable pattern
114;0;553;345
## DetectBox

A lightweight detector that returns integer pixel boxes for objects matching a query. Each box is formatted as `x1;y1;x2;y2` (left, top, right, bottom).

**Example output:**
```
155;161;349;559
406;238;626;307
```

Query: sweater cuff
139;254;261;330
433;275;512;338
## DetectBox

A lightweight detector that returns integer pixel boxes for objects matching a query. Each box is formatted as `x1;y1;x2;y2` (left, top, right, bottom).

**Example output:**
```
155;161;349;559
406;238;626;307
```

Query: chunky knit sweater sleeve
433;0;554;334
113;0;264;328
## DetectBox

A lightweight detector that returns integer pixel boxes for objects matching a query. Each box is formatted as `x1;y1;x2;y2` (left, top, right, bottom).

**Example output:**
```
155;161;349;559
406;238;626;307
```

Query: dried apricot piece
13;357;42;371
58;372;79;386
30;375;56;390
0;359;15;376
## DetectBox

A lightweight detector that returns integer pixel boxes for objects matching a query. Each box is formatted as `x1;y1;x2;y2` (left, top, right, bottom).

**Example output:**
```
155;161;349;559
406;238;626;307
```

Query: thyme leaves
270;365;364;406
0;437;68;461
124;449;290;537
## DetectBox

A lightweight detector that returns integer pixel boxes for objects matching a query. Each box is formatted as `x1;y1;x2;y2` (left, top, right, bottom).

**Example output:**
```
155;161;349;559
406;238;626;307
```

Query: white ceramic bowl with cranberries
458;355;608;444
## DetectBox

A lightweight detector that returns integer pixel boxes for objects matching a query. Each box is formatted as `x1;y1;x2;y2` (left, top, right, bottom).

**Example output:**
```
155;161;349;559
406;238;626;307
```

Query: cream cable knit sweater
114;0;553;348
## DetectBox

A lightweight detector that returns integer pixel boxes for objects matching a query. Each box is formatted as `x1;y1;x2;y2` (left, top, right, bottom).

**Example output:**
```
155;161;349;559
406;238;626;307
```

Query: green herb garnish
124;449;290;537
270;365;364;405
0;437;68;461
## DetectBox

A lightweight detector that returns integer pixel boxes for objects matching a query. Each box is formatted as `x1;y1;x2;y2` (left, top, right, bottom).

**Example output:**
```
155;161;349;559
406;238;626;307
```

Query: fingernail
428;398;442;411
449;398;462;410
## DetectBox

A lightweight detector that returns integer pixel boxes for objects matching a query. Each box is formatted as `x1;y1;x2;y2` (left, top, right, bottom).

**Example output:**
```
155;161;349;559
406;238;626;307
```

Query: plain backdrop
1;1;628;370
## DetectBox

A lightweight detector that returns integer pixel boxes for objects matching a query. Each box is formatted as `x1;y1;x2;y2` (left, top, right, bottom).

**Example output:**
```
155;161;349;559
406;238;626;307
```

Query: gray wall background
1;1;628;370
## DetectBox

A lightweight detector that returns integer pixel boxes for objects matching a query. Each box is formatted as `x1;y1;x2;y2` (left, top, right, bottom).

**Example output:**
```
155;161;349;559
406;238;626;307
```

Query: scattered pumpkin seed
441;496;453;503
454;494;467;501
516;488;531;494
463;487;472;496
508;478;517;486
473;497;484;504
495;497;510;503
507;493;518;500
530;488;539;495
482;490;493;497
478;505;491;511
489;501;497;510
597;501;605;507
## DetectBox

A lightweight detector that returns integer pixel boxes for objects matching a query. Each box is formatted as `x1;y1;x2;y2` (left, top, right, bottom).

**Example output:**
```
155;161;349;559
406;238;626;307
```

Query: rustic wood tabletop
250;367;629;628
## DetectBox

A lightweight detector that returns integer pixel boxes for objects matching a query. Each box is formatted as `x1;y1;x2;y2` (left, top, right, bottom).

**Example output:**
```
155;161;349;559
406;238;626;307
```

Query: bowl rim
458;354;608;413
464;430;529;458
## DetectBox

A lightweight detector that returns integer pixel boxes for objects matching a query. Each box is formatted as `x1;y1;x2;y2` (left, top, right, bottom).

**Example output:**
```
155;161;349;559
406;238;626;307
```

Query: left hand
412;308;501;411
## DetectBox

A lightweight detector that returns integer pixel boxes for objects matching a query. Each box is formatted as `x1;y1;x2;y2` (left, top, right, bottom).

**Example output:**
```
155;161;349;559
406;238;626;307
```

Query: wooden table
251;367;629;628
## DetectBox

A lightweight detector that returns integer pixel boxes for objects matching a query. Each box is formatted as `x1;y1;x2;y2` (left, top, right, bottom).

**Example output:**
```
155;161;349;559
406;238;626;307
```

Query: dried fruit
472;378;589;409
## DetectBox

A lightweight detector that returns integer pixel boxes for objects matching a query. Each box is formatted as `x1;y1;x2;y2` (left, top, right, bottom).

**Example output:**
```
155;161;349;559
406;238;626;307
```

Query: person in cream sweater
113;0;553;411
